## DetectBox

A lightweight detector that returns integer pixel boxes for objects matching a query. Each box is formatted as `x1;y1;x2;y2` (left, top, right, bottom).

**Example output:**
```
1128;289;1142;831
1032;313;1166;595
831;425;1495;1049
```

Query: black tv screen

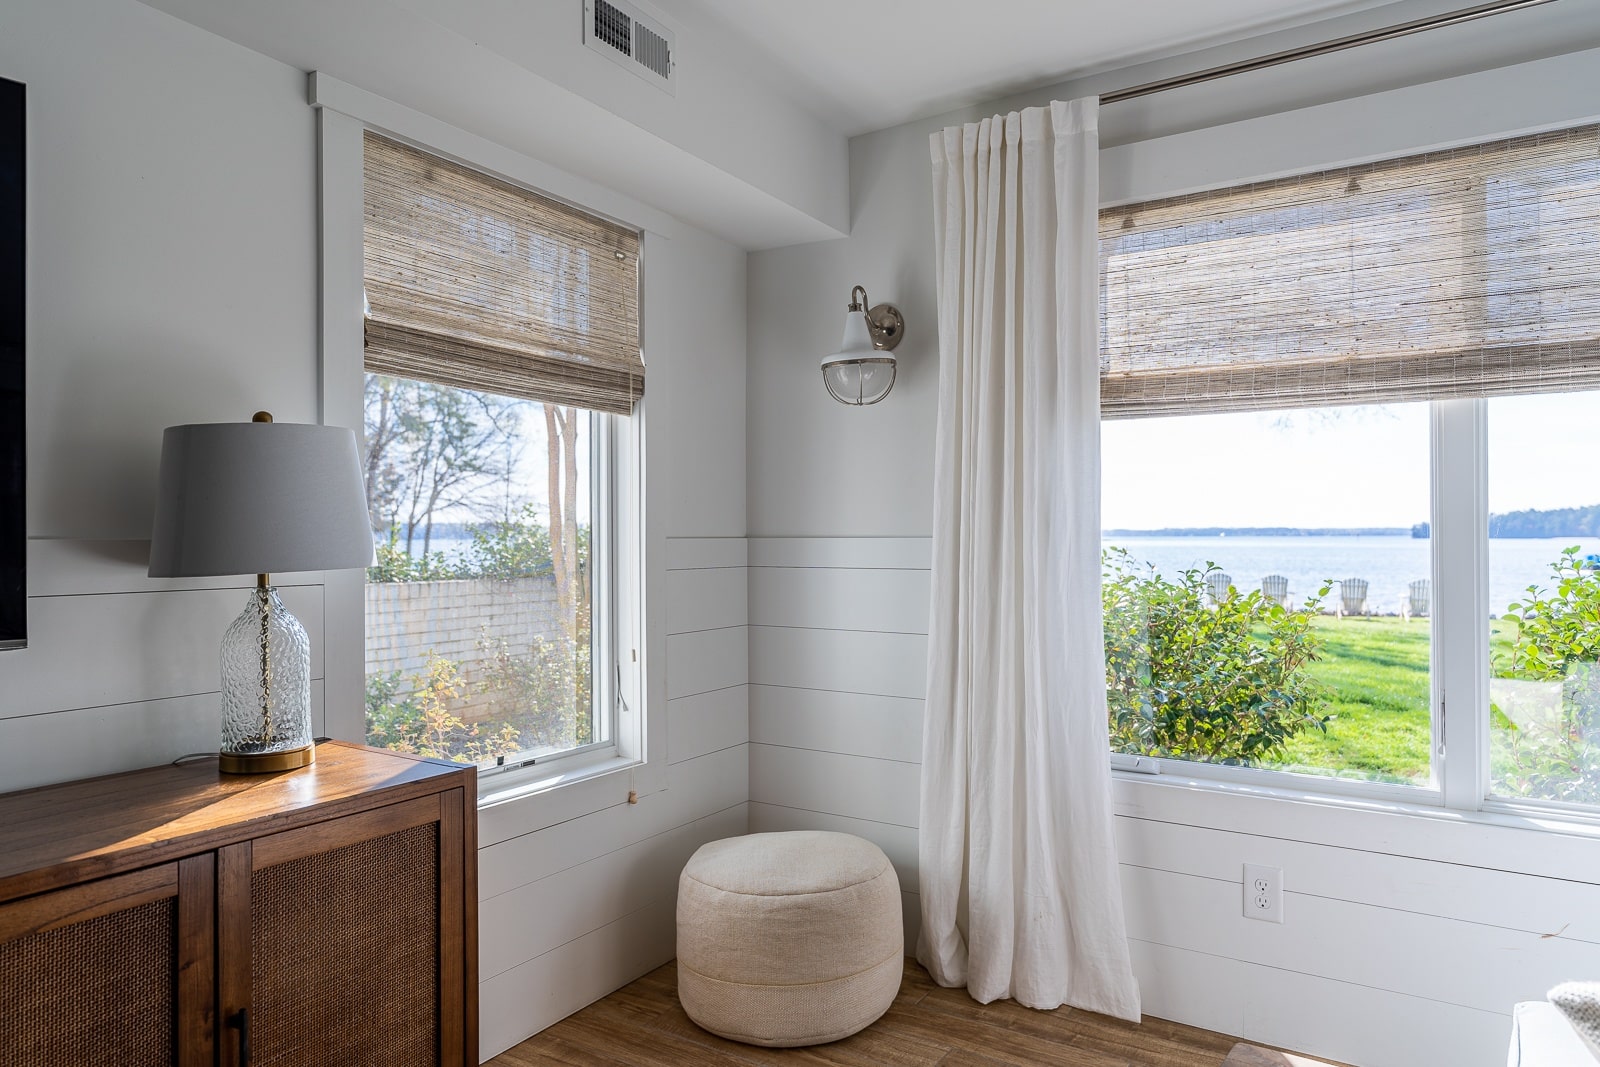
0;77;22;650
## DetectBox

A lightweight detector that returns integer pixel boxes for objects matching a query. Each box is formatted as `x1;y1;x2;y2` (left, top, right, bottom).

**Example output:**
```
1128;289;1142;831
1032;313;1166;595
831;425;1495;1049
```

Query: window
1100;125;1600;811
359;133;641;773
1103;403;1433;787
1487;391;1600;808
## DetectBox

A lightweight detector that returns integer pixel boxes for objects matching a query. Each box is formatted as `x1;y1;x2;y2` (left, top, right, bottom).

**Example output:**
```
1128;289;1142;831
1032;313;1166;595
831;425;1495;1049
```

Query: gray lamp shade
148;421;373;578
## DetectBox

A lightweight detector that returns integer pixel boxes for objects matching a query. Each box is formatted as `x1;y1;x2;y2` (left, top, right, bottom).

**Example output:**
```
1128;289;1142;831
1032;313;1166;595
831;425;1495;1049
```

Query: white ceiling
138;0;1593;249
655;0;1399;135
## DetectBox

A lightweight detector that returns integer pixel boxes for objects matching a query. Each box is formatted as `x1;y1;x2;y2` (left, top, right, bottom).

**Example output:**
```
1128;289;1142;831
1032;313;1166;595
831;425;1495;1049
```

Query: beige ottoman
676;830;902;1047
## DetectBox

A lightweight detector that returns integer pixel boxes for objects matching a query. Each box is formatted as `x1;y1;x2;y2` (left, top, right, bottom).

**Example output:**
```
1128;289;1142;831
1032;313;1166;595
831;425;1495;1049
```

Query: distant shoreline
1103;528;1410;538
1104;527;1596;539
1106;503;1600;540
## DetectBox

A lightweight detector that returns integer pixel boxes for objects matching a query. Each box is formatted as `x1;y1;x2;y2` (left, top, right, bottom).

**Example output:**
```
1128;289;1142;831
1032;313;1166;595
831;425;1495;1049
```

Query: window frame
1100;400;1446;807
1102;341;1600;823
314;84;655;817
1098;117;1600;820
359;138;636;775
404;404;622;782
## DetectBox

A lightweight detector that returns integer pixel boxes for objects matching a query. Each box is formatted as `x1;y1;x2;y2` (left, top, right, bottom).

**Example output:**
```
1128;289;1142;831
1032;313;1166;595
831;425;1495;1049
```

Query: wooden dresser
0;740;478;1067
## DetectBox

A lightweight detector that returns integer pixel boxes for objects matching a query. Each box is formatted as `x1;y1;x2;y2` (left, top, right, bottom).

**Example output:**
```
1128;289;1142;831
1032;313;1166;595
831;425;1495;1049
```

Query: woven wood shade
364;133;643;414
1099;124;1600;419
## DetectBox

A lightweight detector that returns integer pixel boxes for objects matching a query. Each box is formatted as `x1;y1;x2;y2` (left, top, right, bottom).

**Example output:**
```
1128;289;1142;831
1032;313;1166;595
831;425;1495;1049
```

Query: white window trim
1433;397;1491;812
474;408;644;795
1111;765;1600;887
311;73;667;833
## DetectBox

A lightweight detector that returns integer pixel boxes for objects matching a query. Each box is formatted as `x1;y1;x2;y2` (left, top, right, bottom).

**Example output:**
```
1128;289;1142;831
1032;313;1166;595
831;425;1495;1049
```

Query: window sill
479;752;638;811
1111;766;1600;884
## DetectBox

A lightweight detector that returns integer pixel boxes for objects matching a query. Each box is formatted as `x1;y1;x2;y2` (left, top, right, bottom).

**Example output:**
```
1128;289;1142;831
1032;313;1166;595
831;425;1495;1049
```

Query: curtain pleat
921;99;1140;1021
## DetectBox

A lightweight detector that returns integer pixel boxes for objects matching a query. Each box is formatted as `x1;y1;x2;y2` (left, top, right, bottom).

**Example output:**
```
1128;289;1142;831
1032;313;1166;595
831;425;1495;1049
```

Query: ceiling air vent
583;0;676;95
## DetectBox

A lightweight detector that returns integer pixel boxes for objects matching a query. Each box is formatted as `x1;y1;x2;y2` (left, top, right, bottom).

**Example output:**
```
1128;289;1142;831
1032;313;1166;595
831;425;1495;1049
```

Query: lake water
1104;535;1600;616
405;532;1598;618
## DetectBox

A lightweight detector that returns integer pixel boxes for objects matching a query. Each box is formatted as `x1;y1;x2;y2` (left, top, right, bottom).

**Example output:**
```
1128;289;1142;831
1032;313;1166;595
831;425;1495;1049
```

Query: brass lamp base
219;744;316;775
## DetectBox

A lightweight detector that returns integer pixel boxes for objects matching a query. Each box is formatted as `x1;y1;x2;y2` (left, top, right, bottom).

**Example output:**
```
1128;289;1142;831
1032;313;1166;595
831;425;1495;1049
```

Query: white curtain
918;98;1140;1022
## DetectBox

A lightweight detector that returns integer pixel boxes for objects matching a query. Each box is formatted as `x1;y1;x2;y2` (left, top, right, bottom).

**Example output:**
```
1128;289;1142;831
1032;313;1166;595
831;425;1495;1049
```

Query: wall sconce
822;285;904;405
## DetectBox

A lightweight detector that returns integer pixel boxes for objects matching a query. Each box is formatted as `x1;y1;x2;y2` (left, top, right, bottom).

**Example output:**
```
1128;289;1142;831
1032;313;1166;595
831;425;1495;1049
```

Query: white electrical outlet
1243;863;1283;923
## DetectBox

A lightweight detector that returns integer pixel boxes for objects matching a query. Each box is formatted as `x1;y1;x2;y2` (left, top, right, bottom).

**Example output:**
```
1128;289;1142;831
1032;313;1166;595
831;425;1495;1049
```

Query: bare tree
362;375;407;534
543;404;587;641
363;374;523;554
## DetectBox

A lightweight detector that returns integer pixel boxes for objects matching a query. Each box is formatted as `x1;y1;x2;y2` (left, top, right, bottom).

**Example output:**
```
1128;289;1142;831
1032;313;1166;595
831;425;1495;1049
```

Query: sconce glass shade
149;415;372;773
822;309;898;406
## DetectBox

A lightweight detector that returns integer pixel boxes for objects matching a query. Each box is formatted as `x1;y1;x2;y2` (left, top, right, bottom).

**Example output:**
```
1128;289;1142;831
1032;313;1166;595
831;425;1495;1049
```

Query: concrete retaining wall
365;577;568;719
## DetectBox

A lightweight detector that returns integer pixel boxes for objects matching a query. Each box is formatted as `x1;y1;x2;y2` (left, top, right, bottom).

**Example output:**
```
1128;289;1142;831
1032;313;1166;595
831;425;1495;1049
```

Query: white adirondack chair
1405;579;1430;621
1338;578;1369;618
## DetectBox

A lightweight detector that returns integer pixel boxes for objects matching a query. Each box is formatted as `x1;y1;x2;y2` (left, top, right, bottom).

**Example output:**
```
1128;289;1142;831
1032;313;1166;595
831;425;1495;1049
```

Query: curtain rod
1100;0;1558;105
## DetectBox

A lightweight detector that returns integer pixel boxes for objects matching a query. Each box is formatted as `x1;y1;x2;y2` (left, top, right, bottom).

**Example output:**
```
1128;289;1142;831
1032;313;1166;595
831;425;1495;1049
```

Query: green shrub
366;513;587;584
1103;548;1329;765
364;669;418;752
1499;547;1600;677
364;655;521;765
467;503;553;580
1492;547;1600;804
477;631;593;753
368;528;459;583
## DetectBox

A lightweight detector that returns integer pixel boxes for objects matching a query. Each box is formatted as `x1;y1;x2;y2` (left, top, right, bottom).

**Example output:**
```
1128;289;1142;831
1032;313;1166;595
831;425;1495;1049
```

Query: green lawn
1263;615;1521;784
1269;616;1432;783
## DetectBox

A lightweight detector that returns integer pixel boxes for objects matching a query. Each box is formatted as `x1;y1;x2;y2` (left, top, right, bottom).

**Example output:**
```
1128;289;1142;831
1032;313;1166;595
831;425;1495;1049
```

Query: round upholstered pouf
676;830;903;1047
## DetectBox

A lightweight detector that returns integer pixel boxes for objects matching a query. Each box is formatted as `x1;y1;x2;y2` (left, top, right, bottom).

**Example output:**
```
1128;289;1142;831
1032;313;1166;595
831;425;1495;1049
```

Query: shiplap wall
1;4;755;1060
0;0;329;792
747;537;927;955
0;540;326;789
2;538;752;1063
744;535;1600;1067
476;536;749;1057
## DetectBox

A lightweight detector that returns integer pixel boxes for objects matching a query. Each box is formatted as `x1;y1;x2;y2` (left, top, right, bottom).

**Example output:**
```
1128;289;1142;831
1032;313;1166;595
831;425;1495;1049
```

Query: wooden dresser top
0;741;472;902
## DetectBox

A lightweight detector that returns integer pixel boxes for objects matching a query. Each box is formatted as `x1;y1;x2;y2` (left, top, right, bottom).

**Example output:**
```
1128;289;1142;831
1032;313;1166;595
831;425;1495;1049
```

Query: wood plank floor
488;958;1300;1067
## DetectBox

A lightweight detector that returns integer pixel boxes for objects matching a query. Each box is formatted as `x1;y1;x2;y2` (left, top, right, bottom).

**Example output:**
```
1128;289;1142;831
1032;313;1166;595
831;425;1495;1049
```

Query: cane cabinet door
0;857;216;1067
217;792;468;1067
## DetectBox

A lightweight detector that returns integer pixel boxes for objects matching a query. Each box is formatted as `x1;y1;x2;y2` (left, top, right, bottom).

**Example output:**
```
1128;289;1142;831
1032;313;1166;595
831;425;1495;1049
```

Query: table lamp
148;412;372;773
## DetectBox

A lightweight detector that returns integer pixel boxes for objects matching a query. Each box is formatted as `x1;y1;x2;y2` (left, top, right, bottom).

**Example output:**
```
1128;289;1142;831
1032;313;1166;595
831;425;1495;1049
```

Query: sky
1101;390;1600;530
398;394;593;533
483;401;593;525
422;385;1600;535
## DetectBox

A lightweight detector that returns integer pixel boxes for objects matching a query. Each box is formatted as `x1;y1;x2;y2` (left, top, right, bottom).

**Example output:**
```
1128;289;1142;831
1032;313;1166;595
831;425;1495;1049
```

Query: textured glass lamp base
219;585;315;775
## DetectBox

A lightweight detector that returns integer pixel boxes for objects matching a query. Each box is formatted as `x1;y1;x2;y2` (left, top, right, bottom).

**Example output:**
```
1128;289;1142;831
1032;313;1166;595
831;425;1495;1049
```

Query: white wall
478;534;748;1058
0;1;750;1060
746;537;927;956
474;216;751;1059
746;0;1600;535
0;0;325;781
745;19;1600;1067
136;0;850;249
745;536;1600;1067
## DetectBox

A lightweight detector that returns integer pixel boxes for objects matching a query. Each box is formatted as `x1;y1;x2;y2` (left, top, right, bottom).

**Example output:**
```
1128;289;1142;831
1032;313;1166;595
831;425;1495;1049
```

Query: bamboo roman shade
1099;124;1600;419
363;133;642;415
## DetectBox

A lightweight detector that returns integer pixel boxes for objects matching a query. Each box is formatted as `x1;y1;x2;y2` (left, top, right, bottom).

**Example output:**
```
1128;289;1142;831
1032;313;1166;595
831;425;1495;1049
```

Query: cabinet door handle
227;1008;250;1066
